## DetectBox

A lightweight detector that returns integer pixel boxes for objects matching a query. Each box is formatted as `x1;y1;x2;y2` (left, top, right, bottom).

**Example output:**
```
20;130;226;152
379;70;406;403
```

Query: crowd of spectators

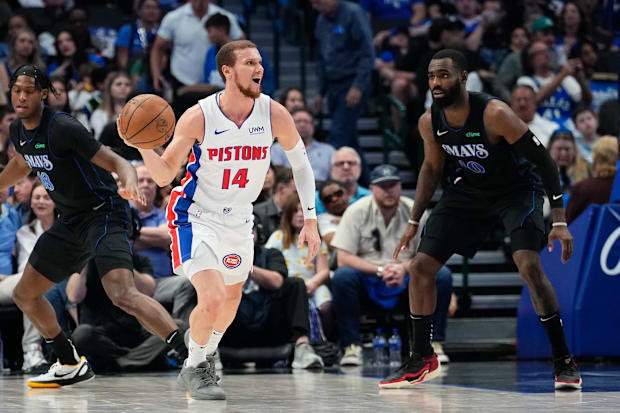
0;0;617;373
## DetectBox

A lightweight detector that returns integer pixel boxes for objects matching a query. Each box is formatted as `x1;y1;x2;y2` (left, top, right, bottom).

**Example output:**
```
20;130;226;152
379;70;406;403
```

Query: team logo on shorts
222;254;242;269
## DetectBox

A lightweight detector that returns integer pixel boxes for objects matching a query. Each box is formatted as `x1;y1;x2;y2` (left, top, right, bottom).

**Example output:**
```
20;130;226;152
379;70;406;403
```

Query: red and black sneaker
379;353;441;389
554;357;582;390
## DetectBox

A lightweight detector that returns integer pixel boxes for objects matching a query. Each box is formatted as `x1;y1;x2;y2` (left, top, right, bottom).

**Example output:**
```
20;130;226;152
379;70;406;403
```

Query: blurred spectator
66;247;179;372
0;167;21;277
509;26;531;55
317;179;349;250
547;131;591;194
566;136;618;223
69;63;106;127
279;87;306;113
266;193;333;342
0;14;33;61
556;1;591;64
517;40;592;131
271;108;335;181
254;163;276;205
312;0;374;178
572;106;600;164
150;0;244;95
47;28;105;85
66;7;95;56
0;181;70;373
116;0;161;73
177;13;274;100
0;29;46;103
46;76;71;112
598;98;619;137
330;165;452;365
0;106;16;164
25;0;71;56
131;163;196;324
493;16;563;102
315;147;370;214
254;166;295;245
221;225;324;369
89;71;131;139
470;0;510;69
361;0;426;35
12;171;36;224
454;0;481;35
511;84;560;147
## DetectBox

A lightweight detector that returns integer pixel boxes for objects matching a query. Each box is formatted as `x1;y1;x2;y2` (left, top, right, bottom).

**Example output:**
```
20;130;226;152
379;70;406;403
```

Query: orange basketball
118;94;176;149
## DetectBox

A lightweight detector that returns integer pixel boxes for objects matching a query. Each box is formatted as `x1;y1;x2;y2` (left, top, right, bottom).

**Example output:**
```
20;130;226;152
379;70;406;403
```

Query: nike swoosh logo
214;129;230;135
540;314;557;322
552;194;563;201
437;130;448;136
54;364;84;378
92;202;106;211
307;206;315;211
19;140;27;146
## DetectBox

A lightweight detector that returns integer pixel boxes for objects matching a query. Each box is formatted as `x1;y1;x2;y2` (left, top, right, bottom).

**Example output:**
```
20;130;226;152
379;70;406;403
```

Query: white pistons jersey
183;92;273;212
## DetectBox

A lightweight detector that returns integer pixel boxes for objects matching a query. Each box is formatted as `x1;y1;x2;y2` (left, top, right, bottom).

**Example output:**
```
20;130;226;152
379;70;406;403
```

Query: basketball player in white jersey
122;40;320;400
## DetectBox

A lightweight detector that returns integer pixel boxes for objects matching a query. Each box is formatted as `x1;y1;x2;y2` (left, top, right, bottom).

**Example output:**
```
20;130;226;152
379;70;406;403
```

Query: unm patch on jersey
222;253;242;269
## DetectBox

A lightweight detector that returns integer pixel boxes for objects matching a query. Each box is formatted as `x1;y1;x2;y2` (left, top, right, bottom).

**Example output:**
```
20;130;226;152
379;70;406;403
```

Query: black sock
45;331;79;365
410;314;434;358
539;312;570;360
166;329;187;355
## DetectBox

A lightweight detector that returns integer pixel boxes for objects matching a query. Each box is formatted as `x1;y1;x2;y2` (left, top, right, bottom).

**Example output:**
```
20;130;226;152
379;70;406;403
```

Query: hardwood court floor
1;361;620;412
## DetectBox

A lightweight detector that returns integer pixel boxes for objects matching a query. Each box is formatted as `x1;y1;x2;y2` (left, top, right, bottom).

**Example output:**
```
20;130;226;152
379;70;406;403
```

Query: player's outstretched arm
124;105;201;187
91;145;146;205
394;111;445;259
0;154;31;191
271;100;320;264
485;100;573;263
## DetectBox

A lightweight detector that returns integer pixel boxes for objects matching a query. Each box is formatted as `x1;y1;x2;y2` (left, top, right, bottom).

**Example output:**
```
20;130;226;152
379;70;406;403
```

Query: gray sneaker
292;342;324;369
178;356;226;400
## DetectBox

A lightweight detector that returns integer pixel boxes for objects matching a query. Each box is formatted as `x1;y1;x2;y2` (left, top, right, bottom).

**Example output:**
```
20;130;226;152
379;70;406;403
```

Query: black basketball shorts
28;202;134;283
418;188;547;264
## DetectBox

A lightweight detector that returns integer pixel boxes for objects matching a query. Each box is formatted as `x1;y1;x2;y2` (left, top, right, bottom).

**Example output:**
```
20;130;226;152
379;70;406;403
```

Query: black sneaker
554;357;582;390
379;353;441;389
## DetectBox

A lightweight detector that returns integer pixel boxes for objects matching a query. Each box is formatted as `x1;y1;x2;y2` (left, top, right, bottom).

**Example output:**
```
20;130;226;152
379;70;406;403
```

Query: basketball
118;94;175;149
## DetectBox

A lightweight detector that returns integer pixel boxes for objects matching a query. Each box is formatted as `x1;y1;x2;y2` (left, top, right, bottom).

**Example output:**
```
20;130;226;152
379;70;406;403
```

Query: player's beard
237;79;261;99
432;81;462;108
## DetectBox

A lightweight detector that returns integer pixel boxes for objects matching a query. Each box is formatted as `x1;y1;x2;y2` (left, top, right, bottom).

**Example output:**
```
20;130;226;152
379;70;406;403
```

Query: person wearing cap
493;16;563;103
330;164;453;366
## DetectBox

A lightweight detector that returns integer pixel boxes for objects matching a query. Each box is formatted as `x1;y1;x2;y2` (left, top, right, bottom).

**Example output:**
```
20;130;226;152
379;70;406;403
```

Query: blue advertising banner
517;203;620;358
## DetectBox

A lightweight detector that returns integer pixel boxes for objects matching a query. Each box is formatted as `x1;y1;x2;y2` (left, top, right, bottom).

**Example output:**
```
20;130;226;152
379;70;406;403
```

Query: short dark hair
274;165;293;191
205;13;230;33
318;179;345;203
572;106;597;122
431;48;467;73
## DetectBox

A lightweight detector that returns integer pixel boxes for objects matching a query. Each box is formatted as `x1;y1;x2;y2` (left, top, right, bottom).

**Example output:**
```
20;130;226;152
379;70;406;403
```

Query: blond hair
216;40;258;83
592;136;618;178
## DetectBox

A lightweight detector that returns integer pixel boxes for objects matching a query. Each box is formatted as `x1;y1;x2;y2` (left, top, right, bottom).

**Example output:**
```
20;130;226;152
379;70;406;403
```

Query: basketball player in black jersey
1;65;188;388
380;50;581;390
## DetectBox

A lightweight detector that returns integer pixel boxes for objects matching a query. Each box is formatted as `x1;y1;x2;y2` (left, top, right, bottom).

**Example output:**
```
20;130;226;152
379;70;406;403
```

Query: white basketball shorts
167;189;254;285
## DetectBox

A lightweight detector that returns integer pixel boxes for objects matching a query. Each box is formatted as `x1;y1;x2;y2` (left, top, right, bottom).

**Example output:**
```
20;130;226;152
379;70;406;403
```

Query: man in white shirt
511;84;560;148
150;0;244;93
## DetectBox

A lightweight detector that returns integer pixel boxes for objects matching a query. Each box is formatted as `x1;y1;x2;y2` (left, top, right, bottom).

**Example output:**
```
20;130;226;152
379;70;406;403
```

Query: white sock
186;334;209;368
204;330;224;356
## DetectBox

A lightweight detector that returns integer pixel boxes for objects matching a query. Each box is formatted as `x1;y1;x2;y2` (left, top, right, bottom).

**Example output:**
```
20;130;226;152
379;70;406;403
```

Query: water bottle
373;328;387;366
388;328;402;367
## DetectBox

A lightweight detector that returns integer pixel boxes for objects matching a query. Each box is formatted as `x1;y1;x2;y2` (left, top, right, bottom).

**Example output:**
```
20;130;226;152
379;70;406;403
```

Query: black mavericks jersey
431;92;544;195
10;107;121;221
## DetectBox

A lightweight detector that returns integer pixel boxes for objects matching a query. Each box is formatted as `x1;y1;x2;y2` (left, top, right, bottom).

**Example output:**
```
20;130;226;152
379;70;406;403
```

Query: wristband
552;222;568;227
408;219;419;226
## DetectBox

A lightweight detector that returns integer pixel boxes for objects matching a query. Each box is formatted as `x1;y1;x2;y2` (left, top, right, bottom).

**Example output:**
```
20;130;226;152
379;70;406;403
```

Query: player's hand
117;170;147;206
306;278;319;295
548;225;573;263
393;223;419;260
298;219;320;265
345;87;362;108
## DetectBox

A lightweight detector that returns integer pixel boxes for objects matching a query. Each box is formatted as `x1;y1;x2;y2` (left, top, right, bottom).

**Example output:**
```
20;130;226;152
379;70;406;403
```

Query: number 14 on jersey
222;168;249;189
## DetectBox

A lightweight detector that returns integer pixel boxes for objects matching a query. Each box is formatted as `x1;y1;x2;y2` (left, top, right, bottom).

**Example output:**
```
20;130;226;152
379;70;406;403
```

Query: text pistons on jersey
441;144;489;159
206;145;270;162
